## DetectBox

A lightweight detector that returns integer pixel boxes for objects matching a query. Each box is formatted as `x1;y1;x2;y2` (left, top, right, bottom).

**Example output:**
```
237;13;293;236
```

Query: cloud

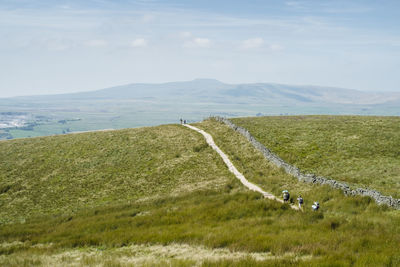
58;5;71;10
141;14;155;23
130;38;147;47
43;38;75;51
241;38;283;51
193;38;211;47
84;39;108;47
269;44;284;51
241;38;264;49
285;1;304;8
183;37;211;48
47;43;70;51
180;31;192;38
285;1;371;14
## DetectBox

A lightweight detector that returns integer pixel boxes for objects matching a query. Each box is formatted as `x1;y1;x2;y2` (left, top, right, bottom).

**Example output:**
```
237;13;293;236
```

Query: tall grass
1;183;400;266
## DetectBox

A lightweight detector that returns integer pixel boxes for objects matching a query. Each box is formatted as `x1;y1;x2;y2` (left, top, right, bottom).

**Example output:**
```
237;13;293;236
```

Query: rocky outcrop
212;116;400;209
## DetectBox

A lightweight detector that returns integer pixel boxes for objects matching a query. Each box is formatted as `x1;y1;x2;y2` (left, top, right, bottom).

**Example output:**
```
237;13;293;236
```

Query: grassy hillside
0;125;233;224
1;120;400;266
231;116;400;198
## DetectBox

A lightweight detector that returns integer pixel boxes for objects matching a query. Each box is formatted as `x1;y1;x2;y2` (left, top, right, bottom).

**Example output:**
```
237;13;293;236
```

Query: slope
231;115;400;198
0;120;400;266
0;124;233;224
184;124;299;210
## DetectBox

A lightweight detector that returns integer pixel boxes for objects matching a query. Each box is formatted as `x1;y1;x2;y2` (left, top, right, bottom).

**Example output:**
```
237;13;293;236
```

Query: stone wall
212;116;400;209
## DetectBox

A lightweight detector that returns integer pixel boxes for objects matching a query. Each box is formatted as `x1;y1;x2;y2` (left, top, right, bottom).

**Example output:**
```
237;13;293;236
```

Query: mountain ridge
1;79;399;140
5;79;400;105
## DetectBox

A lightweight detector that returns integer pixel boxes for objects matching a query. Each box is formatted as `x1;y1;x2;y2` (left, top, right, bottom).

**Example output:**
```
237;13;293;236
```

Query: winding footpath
184;124;299;210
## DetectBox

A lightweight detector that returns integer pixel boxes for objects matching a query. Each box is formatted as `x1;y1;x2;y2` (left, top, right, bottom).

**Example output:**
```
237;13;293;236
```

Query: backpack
299;198;303;204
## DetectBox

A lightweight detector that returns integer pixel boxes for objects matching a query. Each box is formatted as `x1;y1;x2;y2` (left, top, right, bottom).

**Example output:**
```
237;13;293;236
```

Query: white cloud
241;38;283;51
2;1;400;95
48;43;70;51
180;31;192;38
269;44;284;51
130;38;148;47
241;38;264;49
194;38;211;47
183;37;211;48
84;39;108;47
285;1;305;8
141;14;155;23
286;1;371;14
44;38;75;51
58;5;71;10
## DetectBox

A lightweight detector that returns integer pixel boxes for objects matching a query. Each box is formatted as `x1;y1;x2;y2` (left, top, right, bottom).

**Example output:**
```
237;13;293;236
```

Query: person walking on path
183;123;300;211
282;190;290;203
180;118;183;124
297;195;304;209
312;201;320;211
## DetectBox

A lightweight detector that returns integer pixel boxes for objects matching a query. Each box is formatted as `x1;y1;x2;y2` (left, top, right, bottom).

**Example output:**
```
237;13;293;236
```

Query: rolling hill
1;117;400;266
231;115;400;199
1;79;400;140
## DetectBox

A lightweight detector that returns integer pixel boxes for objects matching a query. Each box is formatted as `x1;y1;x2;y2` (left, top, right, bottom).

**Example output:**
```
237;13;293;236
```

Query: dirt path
184;124;299;210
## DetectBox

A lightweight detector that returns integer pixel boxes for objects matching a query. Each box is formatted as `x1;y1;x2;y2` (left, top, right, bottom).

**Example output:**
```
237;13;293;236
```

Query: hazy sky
1;0;400;97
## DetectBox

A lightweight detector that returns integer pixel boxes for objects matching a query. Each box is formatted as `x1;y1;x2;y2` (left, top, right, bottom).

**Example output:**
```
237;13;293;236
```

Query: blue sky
1;0;400;97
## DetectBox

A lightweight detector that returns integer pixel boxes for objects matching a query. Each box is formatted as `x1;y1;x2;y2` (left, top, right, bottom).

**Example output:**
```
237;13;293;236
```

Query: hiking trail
184;124;299;210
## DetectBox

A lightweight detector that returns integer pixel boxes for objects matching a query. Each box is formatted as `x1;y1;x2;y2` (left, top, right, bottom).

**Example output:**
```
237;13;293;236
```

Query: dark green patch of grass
1;184;399;266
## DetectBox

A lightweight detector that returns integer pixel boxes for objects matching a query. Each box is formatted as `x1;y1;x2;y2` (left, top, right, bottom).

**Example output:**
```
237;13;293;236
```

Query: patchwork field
2;79;400;141
1;118;399;266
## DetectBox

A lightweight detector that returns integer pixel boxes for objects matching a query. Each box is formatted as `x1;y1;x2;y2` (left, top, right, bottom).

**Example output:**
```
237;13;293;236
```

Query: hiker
312;201;320;211
297;195;304;209
180;118;183;124
282;190;290;202
184;120;186;124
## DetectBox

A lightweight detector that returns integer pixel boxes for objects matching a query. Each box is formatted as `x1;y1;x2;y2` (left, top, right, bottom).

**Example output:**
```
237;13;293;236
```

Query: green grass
0;124;233;224
1;119;400;266
231;115;400;198
2;184;400;266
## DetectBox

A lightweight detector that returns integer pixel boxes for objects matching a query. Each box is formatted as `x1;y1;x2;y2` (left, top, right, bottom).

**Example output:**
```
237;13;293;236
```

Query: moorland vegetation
0;118;399;266
232;115;400;198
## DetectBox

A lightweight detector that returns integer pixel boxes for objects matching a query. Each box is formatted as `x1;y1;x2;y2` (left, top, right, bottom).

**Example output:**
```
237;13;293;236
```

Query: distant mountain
10;79;400;105
1;79;399;140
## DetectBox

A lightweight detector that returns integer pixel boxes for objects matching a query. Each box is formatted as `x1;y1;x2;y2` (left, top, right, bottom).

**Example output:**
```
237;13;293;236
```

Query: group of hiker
282;190;319;211
180;117;319;211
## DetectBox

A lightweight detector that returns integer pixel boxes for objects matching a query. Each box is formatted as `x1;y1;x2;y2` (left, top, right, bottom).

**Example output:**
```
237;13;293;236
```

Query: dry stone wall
212;116;400;209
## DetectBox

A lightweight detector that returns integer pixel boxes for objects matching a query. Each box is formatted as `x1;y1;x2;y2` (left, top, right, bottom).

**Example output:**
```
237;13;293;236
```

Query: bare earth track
184;124;299;210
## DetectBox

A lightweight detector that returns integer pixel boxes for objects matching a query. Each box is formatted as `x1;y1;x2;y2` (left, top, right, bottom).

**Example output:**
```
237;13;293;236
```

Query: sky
0;0;400;97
